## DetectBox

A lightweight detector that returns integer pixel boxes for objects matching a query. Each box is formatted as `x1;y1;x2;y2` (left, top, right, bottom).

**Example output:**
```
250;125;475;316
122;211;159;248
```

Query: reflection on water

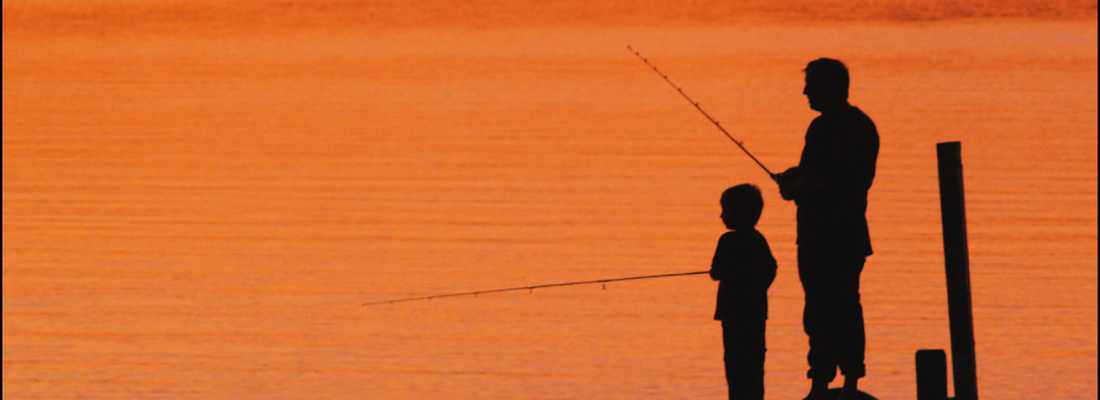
3;11;1097;400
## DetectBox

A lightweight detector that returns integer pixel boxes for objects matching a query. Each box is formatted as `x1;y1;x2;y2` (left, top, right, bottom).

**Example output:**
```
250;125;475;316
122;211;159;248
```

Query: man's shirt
795;105;879;257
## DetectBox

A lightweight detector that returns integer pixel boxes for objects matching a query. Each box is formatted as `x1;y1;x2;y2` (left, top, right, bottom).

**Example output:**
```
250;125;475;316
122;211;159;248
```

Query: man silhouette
777;58;879;400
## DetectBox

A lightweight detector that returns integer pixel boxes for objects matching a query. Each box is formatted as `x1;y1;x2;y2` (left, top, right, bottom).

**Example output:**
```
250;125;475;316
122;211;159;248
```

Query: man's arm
778;119;828;200
777;166;802;200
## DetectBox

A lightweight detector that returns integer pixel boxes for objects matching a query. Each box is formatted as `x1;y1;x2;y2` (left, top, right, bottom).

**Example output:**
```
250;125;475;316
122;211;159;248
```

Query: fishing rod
362;270;708;306
627;45;778;182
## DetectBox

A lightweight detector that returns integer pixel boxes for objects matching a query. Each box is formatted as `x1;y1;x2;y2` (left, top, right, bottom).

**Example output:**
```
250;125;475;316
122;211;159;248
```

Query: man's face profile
803;74;825;112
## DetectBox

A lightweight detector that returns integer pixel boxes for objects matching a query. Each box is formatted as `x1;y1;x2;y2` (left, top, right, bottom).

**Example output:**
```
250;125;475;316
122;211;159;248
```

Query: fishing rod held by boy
362;270;708;306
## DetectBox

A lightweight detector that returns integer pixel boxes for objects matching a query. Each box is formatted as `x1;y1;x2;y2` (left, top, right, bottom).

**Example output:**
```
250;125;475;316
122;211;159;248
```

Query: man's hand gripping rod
628;46;777;182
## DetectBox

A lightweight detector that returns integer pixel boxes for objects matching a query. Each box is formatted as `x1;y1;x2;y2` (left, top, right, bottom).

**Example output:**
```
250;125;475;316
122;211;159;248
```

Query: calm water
4;10;1097;400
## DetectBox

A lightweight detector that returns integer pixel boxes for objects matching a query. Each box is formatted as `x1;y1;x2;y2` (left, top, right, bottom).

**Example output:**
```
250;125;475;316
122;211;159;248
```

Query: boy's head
720;184;764;230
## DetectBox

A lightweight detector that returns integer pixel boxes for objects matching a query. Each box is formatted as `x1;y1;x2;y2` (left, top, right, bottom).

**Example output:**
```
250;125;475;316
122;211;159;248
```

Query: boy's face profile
720;203;744;230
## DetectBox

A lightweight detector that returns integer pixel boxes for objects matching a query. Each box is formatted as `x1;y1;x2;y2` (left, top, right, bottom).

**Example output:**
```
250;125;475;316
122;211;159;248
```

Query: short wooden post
936;142;979;400
916;349;948;400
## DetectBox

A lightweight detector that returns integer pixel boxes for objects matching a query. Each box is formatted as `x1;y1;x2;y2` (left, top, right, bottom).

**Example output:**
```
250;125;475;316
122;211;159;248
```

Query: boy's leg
725;319;767;400
721;321;737;399
740;318;766;400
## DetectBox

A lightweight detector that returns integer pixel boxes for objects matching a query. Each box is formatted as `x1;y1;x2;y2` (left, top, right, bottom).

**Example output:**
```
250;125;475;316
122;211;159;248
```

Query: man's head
803;58;849;112
720;184;764;230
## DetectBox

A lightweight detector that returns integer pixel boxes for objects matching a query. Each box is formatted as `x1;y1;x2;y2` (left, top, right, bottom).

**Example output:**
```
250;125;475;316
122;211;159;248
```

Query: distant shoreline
4;1;1097;38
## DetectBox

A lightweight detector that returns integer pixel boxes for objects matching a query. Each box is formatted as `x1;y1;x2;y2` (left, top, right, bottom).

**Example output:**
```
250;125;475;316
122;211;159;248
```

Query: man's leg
838;257;867;396
799;246;837;398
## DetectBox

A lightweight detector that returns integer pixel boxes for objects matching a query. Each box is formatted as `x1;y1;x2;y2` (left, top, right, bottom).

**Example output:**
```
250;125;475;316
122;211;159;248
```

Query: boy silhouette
710;184;778;400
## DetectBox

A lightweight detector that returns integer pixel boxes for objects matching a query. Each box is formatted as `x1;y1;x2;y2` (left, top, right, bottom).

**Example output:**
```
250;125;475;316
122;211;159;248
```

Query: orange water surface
4;2;1097;399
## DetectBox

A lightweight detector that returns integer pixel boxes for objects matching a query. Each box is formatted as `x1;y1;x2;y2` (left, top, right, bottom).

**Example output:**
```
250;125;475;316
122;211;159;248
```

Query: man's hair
804;58;850;100
721;184;764;227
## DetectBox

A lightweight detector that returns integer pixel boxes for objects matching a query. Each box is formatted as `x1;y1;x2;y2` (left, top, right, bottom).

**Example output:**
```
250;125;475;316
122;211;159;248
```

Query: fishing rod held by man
627;45;778;182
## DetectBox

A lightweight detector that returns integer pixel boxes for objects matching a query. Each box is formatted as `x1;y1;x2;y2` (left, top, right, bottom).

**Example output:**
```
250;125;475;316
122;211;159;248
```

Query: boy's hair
721;184;764;227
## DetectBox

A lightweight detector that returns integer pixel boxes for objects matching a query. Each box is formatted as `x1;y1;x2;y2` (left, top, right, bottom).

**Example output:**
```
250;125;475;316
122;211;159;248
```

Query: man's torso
795;105;879;256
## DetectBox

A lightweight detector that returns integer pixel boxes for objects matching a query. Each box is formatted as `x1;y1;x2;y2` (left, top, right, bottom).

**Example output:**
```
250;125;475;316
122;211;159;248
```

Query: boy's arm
759;255;777;290
709;239;722;281
709;234;732;281
754;237;778;292
710;233;752;282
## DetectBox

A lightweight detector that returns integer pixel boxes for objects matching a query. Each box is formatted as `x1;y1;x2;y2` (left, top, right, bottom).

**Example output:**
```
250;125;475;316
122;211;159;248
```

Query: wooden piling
936;142;979;400
916;349;948;400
